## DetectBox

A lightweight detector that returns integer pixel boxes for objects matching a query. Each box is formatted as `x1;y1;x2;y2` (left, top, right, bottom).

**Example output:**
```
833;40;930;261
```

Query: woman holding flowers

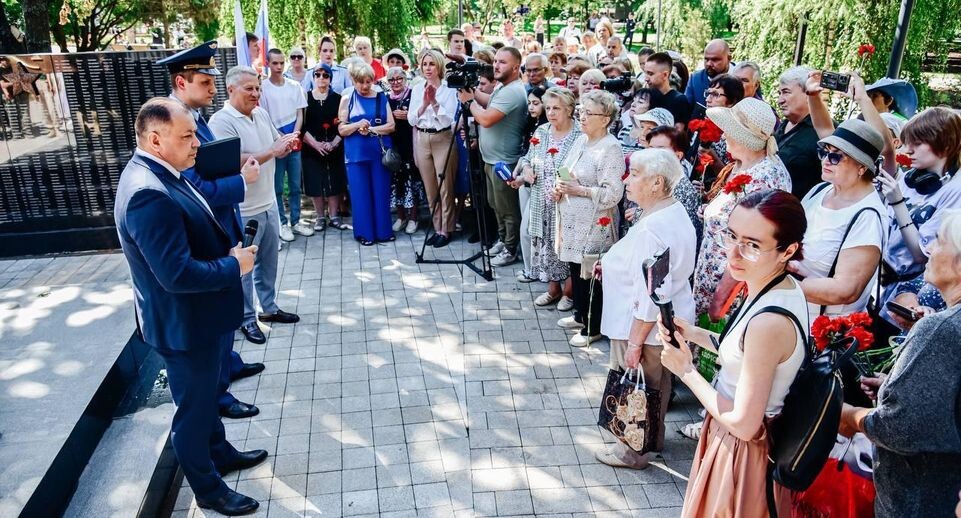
838;210;961;518
514;87;580;308
694;97;792;320
594;148;697;470
553;90;625;348
302;63;347;231
658;189;808;517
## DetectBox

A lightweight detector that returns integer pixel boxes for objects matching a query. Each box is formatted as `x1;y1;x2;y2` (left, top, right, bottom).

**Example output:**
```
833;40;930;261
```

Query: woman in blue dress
338;61;396;245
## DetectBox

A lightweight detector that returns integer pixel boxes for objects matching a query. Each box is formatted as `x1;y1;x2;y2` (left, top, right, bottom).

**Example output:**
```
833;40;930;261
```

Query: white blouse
714;278;808;417
407;81;458;131
600;202;697;343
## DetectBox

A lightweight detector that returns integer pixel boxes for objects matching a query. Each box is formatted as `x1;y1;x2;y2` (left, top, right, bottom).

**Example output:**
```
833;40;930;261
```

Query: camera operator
458;47;529;267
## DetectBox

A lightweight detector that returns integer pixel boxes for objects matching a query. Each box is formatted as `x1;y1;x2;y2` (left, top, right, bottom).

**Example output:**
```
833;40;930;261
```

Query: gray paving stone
413;482;451;509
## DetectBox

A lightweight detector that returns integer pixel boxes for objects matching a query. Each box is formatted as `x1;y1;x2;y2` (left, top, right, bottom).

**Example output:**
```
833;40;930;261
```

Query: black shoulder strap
820;206;884;315
811;181;831;198
375;91;383;123
719;273;788;342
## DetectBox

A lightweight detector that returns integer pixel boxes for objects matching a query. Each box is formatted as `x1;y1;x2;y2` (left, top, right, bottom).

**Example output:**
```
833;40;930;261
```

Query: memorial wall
0;48;237;257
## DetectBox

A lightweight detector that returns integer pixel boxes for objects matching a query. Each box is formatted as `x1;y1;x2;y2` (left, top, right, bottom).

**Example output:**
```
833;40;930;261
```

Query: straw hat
706;97;778;156
818;118;885;174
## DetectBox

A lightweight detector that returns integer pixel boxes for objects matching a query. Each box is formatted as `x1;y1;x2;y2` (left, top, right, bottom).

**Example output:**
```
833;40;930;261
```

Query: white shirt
600;202;696;343
208;103;280;217
797;183;887;320
715;278;808;417
259;76;307;131
587;43;607;65
133;149;214;218
407;81;458;131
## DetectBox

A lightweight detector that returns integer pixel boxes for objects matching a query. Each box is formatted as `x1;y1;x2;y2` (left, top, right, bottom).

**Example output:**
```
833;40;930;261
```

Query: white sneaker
516;270;537;283
292;221;315;236
557;315;584;329
490;248;518;267
570;333;602;347
489;240;505;255
556;296;574;312
392;218;406;232
405;220;418;234
279;224;295;242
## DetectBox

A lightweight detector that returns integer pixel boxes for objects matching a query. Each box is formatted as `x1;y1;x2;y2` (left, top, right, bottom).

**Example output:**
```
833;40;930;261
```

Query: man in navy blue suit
115;97;267;515
158;42;265;420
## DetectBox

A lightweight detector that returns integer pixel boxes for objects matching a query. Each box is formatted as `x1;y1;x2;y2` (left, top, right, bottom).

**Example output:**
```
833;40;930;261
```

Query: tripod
415;99;494;281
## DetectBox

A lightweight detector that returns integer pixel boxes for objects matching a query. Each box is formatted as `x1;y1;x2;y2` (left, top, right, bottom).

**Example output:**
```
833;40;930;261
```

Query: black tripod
415;100;494;281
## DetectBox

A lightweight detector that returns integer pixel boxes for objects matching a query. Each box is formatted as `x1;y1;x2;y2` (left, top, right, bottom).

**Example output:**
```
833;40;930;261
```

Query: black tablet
194;137;241;180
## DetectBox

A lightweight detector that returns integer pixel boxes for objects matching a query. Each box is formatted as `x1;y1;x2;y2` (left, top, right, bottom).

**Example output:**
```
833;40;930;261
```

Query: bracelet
627;342;642;349
899;221;915;230
889;198;906;206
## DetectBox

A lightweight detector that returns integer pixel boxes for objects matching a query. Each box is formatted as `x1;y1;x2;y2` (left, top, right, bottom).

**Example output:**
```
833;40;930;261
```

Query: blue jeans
241;205;281;324
274;150;302;225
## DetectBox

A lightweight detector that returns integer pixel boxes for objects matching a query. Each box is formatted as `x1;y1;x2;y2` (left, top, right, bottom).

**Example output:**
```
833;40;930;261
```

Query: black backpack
752;305;858;516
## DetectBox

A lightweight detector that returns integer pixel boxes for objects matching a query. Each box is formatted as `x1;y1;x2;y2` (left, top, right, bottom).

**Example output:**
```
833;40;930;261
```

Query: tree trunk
0;6;25;53
24;0;53;52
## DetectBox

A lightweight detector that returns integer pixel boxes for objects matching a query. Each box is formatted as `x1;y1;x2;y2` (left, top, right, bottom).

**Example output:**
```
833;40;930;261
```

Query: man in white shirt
261;48;312;240
558;17;582;42
209;65;301;345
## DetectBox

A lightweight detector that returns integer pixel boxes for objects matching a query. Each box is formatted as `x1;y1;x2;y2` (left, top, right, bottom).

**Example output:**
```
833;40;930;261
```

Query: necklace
313;89;329;106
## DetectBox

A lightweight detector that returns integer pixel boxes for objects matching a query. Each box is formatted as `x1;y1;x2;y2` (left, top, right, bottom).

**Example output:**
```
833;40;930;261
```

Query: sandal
679;421;703;441
330;218;352;230
534;292;561;307
359;238;375;246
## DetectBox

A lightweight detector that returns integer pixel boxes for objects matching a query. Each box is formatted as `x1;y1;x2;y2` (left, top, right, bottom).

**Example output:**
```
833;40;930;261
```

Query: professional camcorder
445;59;494;91
601;73;634;93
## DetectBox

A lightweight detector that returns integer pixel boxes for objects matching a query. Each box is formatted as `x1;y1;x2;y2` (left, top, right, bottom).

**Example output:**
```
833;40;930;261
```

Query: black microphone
242;220;259;248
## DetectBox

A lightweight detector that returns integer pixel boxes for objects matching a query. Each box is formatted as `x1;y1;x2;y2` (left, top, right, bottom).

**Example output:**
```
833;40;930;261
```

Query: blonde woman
408;49;459;248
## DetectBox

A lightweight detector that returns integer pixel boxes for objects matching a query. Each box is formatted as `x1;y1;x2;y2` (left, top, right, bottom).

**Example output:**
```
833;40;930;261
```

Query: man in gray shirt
459;46;528;266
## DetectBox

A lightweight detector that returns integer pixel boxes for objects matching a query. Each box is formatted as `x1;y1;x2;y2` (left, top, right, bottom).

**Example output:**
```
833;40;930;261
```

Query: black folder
194;137;241;180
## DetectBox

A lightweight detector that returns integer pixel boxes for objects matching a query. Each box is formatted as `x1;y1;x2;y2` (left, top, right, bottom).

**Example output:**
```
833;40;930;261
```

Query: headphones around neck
904;166;957;196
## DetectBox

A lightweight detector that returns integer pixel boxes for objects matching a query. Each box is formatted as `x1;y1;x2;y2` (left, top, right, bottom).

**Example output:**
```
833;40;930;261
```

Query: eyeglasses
816;145;845;166
715;229;782;262
314;72;330;78
706;91;726;99
290;55;304;60
387;77;405;82
579;111;606;119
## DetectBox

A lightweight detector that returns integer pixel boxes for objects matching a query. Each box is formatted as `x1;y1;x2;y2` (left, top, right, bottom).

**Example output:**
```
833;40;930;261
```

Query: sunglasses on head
816;144;845;166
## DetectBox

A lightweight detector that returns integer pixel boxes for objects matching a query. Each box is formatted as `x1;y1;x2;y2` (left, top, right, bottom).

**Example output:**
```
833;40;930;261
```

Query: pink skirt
681;414;791;518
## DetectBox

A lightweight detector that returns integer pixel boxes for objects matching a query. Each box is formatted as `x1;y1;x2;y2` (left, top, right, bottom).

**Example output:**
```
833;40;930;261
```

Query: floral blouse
518;122;581;239
693;155;792;315
555;134;626;263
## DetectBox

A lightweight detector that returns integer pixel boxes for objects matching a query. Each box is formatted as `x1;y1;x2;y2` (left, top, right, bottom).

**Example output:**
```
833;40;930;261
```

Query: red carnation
896;154;912;168
847;311;872;328
547;147;559;155
530;136;541;146
402;64;410;71
847;326;874;351
690;118;722;143
321;122;331;130
858;44;876;58
597;216;612;227
332;117;340;125
695;153;714;175
722;174;752;195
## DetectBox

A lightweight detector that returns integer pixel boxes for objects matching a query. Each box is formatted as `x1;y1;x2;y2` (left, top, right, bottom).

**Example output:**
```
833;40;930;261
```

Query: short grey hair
940;209;961;256
386;66;406;80
542;87;576;117
347;61;375;83
734;61;761;83
580;89;619;126
629;148;684;192
225;65;259;87
525;52;547;68
779;66;813;90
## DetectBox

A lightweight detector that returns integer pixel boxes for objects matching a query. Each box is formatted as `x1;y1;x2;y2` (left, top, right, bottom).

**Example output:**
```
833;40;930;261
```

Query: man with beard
685;39;733;110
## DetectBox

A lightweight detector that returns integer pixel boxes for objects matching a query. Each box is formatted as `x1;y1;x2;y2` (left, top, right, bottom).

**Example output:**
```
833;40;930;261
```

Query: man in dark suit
157;42;265;420
115;97;267;515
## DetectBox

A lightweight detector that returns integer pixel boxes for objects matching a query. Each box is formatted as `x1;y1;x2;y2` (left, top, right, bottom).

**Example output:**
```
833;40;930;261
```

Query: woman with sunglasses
658;189;808;517
301;63;348;231
283;47;311;90
408;49;459;248
790;118;888;323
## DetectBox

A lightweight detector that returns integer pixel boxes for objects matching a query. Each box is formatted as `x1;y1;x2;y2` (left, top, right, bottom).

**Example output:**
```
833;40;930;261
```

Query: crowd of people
114;16;961;517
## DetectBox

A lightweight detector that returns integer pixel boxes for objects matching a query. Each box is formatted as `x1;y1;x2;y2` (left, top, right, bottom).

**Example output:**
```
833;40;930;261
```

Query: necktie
196;115;215;143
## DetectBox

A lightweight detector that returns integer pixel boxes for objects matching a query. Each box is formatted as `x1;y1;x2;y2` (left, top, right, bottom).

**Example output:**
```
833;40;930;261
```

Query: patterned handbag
596;367;661;453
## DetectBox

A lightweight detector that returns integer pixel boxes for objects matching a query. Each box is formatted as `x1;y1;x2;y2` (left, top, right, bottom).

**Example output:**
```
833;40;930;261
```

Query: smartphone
557;165;573;182
819;70;851;93
886;301;920;322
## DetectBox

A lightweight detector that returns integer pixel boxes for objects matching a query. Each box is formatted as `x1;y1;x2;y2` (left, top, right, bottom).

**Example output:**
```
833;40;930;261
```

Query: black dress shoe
220;401;260;419
240;322;266;344
231;362;265;382
258;309;300;324
425;234;439;246
217;449;269;476
197;489;259;516
433;234;450;248
467;233;480;243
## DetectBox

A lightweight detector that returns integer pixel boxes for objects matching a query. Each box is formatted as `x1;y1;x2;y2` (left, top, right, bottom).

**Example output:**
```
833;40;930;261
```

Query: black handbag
596;367;660;453
374;92;404;173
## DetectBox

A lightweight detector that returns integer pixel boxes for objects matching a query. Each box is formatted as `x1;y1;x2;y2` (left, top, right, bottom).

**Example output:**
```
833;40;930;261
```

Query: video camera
446;59;494;91
601;73;634;94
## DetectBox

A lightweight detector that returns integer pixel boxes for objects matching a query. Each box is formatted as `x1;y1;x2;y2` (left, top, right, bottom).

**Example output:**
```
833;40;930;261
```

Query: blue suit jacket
181;115;246;244
115;154;243;352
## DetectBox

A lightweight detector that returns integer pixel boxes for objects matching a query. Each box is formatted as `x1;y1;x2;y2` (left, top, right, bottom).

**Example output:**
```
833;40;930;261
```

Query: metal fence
0;48;238;257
